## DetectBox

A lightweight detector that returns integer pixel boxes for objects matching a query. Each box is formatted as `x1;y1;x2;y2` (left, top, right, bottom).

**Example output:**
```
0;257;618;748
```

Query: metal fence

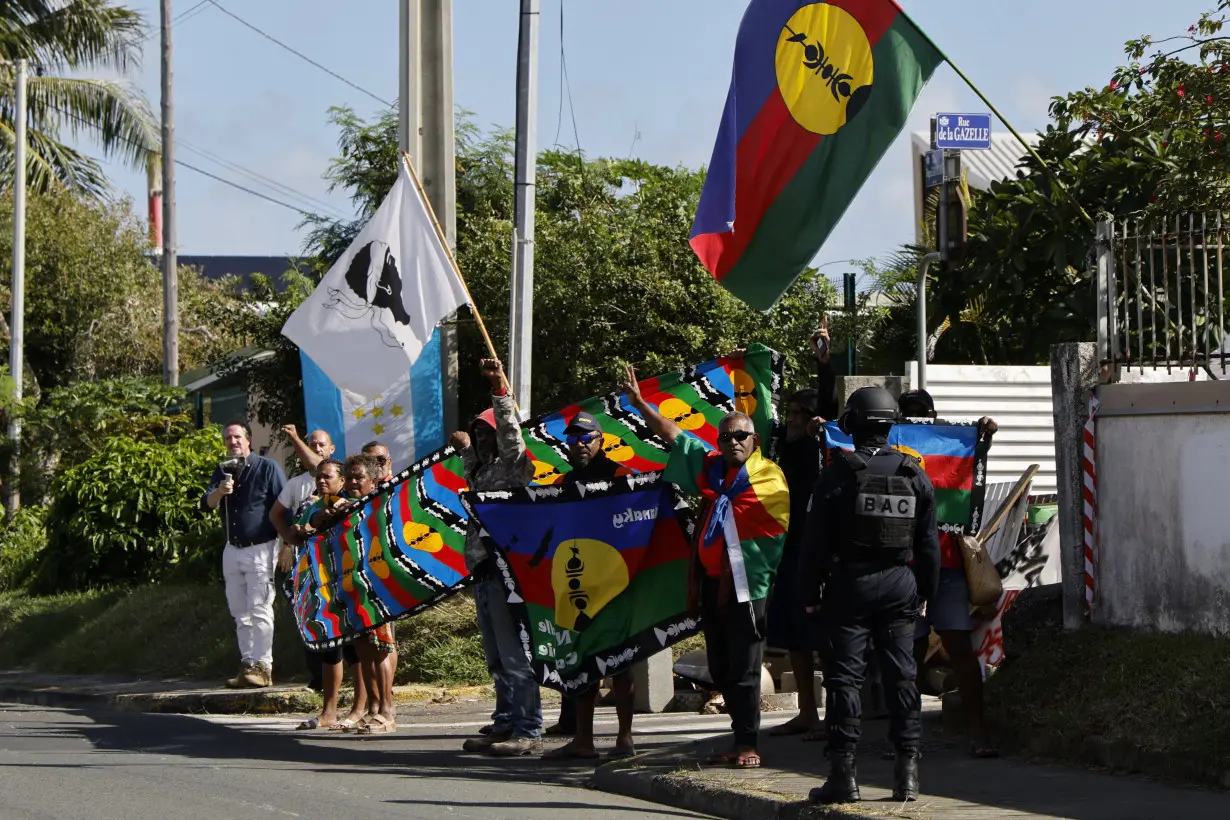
1097;215;1229;379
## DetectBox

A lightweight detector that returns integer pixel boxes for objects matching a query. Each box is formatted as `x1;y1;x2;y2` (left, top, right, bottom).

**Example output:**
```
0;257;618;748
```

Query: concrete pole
508;0;539;416
421;0;459;436
7;59;28;515
160;0;179;386
399;0;422;165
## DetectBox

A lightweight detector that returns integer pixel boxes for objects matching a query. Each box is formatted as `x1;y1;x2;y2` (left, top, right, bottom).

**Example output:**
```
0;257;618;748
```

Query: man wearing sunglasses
542;412;637;760
622;364;790;771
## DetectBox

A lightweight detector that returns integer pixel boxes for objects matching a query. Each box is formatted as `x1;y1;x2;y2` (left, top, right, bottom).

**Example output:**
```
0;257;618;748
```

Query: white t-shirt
278;472;316;520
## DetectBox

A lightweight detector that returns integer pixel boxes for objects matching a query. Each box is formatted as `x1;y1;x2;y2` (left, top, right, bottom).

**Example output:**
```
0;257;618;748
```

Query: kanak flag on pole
692;0;942;310
283;159;470;471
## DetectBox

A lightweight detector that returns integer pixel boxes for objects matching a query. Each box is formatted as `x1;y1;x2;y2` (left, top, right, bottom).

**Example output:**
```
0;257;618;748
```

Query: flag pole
399;151;501;364
899;9;1095;229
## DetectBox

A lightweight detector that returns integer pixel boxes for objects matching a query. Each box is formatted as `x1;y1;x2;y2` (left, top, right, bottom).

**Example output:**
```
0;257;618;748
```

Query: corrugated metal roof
906;363;1057;495
910;131;1040;190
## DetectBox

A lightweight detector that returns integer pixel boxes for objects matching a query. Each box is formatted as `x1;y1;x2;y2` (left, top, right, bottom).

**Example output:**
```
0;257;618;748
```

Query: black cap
564;411;602;435
899;388;935;416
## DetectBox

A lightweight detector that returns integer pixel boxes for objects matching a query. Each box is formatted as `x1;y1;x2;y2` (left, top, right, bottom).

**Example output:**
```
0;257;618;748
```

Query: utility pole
160;0;179;386
420;0;459;436
399;0;422;165
7;59;28;516
508;0;539;416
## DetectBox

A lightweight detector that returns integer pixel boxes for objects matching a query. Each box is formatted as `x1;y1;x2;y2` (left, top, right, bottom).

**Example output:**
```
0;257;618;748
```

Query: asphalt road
0;701;737;820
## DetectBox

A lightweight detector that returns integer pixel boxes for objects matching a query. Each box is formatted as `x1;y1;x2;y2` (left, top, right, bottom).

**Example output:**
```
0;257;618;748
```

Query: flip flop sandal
296;717;322;731
730;753;761;769
356;715;397;735
328;718;359;732
541;745;600;760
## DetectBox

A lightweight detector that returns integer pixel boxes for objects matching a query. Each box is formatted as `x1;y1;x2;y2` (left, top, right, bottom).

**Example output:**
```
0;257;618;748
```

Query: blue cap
564;411;601;435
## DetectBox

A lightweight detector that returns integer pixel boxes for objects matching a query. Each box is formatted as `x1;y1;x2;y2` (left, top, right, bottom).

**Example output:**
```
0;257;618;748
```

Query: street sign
935;113;992;150
924;149;943;188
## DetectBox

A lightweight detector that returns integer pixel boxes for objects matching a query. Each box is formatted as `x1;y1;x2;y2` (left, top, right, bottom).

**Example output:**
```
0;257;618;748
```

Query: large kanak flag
283;161;470;471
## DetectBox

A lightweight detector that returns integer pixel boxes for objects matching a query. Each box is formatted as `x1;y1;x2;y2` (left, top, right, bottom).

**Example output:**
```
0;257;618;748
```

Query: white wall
1096;382;1230;635
907;362;1057;493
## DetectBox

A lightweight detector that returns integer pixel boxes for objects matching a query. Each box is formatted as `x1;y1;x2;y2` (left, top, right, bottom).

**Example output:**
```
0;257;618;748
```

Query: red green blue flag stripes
287;346;784;650
824;420;990;535
692;0;943;310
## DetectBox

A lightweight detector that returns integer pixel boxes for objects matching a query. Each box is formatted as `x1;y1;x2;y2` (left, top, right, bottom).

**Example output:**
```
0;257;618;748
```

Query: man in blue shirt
202;420;286;688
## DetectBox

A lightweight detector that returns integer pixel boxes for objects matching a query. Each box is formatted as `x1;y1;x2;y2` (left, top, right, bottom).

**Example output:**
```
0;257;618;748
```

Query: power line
139;0;211;42
176;139;347;218
204;0;392;109
558;0;582;154
42;101;342;220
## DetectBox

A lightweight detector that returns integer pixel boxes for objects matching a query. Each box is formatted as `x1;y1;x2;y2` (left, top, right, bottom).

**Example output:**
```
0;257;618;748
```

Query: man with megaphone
202;420;287;689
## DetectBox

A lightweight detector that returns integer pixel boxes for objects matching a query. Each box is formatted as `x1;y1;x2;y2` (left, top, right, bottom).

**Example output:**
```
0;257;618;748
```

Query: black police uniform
799;396;940;804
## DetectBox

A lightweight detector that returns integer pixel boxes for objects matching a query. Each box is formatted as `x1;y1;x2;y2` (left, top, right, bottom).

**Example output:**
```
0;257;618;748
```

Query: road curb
0;683;321;715
591;756;904;820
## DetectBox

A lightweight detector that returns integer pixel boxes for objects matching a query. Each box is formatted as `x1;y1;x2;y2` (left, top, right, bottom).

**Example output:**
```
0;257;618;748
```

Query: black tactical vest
838;449;919;563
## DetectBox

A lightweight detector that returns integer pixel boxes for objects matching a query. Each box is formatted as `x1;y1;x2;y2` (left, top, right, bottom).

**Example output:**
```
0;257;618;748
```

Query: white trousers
222;540;278;669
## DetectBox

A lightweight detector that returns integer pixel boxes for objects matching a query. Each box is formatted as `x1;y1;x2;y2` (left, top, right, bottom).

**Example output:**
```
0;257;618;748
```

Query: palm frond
0;1;145;72
6;75;158;168
0;117;109;197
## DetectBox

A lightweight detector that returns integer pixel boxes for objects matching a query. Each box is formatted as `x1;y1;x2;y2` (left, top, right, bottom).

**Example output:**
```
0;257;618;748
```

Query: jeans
822;565;922;754
222;540;278;669
474;576;542;739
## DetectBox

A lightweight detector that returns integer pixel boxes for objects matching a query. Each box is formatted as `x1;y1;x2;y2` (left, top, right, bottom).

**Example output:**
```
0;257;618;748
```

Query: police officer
799;386;941;804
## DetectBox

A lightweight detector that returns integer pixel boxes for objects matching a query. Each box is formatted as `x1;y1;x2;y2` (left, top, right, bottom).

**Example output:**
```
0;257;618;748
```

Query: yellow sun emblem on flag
892;443;926;471
776;3;875;135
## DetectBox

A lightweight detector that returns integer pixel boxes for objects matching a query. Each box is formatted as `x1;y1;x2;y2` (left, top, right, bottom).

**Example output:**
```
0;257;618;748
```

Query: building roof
177;255;305;291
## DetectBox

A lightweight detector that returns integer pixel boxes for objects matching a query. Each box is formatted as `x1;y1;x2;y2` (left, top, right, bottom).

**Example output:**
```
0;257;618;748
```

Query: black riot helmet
838;386;899;435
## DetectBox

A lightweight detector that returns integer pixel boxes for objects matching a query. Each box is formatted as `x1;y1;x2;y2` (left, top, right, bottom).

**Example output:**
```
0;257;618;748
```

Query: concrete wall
1095;380;1230;635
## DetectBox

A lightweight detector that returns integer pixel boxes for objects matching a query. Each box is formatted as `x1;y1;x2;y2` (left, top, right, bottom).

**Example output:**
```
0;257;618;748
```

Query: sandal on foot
356;714;397;735
328;717;359;732
730;751;761;768
296;717;323;731
704;751;737;766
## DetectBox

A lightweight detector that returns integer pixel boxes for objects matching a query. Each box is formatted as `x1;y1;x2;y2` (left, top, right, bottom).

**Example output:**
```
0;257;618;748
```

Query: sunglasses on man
717;430;755;444
566;432;601;446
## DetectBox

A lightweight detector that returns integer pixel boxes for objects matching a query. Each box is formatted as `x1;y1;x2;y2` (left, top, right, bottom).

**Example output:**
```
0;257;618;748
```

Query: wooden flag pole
400;151;524;411
400;151;501;365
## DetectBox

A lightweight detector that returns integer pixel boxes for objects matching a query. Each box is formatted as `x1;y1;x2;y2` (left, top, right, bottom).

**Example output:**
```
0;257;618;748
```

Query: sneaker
488;737;538;757
463;727;512;752
226;664;256;689
241;664;272;688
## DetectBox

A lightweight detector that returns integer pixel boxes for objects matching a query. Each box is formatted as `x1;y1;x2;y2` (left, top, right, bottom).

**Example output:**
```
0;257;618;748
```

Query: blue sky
85;0;1213;267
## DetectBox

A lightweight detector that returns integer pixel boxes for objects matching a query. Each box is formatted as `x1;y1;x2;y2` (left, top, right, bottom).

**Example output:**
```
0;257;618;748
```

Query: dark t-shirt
201;454;286;546
562;452;622;485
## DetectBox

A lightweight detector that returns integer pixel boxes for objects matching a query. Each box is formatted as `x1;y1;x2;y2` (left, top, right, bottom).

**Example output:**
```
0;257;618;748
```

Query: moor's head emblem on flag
776;3;875;135
324;240;414;349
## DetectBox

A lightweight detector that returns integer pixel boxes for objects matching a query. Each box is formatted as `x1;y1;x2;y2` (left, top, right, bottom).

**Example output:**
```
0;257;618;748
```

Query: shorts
914;567;973;638
313;644;359;666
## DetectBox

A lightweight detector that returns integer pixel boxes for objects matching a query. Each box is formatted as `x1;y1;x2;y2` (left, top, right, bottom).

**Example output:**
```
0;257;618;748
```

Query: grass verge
0;585;488;686
986;624;1230;785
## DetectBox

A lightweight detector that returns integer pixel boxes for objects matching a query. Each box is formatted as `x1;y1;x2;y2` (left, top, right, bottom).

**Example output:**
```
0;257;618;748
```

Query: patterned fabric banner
823;420;991;534
465;473;699;693
289;345;784;649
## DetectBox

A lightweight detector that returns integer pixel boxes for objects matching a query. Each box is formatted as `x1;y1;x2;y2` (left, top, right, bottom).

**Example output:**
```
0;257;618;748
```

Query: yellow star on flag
372;422;386;435
352;407;366;420
390;404;404;417
371;406;385;418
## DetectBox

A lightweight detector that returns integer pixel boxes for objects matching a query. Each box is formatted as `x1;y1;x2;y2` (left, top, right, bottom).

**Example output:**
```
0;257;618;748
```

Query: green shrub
0;506;49;592
34;426;224;592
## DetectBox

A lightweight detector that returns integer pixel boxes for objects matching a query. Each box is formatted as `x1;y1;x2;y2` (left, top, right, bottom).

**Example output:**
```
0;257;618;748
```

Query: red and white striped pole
1082;393;1100;617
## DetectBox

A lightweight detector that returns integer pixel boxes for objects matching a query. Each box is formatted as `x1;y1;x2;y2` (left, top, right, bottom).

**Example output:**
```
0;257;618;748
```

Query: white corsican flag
283;160;470;471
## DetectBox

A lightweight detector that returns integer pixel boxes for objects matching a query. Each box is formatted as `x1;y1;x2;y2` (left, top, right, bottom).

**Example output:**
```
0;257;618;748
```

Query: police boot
892;751;920;802
809;751;860;804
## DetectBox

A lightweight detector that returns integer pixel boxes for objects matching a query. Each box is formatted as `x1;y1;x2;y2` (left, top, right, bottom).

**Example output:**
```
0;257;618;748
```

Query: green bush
34;426;224;592
0;506;48;592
